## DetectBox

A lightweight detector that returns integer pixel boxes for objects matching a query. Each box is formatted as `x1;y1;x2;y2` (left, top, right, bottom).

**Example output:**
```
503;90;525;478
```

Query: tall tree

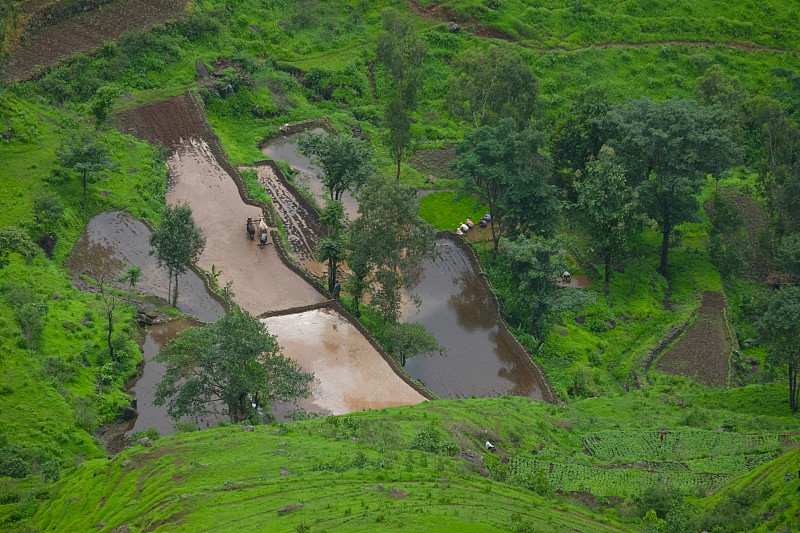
317;199;347;293
155;310;313;423
493;234;564;340
56;128;112;202
149;203;205;307
382;321;443;366
549;86;611;187
759;287;800;413
446;43;538;129
694;65;746;110
347;176;436;322
296;132;375;201
452;118;559;254
32;192;64;238
574;146;641;292
603;97;740;275
376;7;426;181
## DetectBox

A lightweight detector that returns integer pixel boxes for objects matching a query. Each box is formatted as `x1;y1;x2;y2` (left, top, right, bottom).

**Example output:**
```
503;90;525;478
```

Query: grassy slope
33;394;800;532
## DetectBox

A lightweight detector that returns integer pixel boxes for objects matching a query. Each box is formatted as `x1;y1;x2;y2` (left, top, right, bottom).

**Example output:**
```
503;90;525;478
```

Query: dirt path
655;291;733;387
2;0;188;83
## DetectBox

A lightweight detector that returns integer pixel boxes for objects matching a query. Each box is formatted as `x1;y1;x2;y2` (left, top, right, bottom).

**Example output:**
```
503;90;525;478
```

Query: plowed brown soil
3;0;188;83
655;291;732;387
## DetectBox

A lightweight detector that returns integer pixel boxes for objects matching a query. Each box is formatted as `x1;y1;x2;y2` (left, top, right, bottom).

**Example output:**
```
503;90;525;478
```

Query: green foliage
758;286;800;412
149;202;205;307
155;310;313;423
296;132;375;200
381;321;444;366
0;227;38;268
409;425;458;455
417;191;488;231
446;42;538;128
56;128;113;200
346;176;436;321
452;118;559;252
636;484;684;519
130;428;160;446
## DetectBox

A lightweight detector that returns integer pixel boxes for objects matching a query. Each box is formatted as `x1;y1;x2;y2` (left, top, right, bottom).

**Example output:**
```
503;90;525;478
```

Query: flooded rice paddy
165;139;326;315
261;128;360;219
66;211;225;323
263;308;427;417
403;238;551;400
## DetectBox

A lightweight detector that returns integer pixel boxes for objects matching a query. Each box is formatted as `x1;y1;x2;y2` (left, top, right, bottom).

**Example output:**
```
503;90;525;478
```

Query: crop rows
580;430;796;462
512;459;732;497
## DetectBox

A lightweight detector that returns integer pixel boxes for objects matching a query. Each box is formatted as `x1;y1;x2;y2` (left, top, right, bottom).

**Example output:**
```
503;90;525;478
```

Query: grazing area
3;0;800;531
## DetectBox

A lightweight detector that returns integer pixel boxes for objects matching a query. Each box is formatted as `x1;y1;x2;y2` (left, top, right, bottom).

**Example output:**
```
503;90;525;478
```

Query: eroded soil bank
403;237;554;402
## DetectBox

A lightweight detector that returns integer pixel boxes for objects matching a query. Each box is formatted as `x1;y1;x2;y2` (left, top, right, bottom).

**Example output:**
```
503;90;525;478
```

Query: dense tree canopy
296;132;374;201
574;146;640;291
603;97;740;274
447;43;538;128
155;310;313;423
759;287;800;412
346;176;435;321
452;118;559;254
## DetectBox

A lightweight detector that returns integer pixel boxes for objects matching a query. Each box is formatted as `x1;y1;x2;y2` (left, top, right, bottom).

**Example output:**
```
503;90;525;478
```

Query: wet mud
126;318;222;437
403;237;554;401
559;274;593;289
263;308;428;418
165;139;326;315
261;128;360;219
66;211;225;323
247;162;325;277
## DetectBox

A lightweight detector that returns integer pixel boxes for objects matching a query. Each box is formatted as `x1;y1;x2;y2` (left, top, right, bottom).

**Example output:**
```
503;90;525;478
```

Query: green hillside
2;0;800;531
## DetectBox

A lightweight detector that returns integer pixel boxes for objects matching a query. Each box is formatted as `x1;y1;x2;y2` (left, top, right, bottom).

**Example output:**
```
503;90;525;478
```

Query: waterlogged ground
403;238;554;401
261;128;360;219
165;139;325;315
66;211;225;323
126;318;223;436
264;308;427;417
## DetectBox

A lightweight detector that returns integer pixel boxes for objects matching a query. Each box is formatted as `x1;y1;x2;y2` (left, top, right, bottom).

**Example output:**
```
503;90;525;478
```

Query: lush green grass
33;395;800;532
418;191;489;231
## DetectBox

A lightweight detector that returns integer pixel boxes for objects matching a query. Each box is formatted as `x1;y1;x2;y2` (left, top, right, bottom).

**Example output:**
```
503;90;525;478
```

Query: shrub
173;421;199;433
0;447;31;478
130;428;160;445
636;484;684;519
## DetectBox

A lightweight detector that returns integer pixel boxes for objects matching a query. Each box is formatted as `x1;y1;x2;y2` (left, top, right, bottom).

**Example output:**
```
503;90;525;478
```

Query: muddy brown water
402;239;551;400
66;211;225;323
559;274;593;289
248;163;326;278
126;318;223;437
263;308;427;418
165;139;326;315
261;128;360;219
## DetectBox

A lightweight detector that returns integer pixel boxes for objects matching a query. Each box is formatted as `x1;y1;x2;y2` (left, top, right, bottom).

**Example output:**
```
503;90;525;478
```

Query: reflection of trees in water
447;269;493;332
490;328;537;397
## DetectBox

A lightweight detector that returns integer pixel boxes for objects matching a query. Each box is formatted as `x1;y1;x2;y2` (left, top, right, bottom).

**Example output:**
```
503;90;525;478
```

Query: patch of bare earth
655;291;733;387
722;190;771;281
3;0;188;83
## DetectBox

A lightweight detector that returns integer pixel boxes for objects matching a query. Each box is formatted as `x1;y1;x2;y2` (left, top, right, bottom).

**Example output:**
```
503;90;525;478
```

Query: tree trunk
167;267;173;306
107;311;114;361
658;213;671;276
327;259;337;292
604;253;611;294
790;363;799;413
395;148;402;182
82;169;87;198
172;272;179;307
